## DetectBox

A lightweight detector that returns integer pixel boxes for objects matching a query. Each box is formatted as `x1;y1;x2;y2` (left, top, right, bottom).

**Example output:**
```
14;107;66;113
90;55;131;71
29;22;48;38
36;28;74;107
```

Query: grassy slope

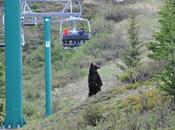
22;80;175;130
20;0;175;130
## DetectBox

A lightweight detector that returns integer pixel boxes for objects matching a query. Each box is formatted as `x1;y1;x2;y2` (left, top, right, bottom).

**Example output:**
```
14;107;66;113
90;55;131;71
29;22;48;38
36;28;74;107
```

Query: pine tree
148;0;175;98
117;14;142;83
123;14;141;69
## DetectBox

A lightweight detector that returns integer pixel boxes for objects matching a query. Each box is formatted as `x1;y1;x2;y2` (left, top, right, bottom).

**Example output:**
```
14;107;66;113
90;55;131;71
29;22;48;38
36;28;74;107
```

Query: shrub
76;55;94;69
117;62;152;83
117;67;138;83
91;17;113;35
83;2;98;19
0;99;5;126
82;103;105;127
126;82;140;90
23;100;41;120
94;58;106;66
123;94;143;112
104;4;131;22
122;89;168;113
124;108;142;130
101;50;117;61
144;89;160;110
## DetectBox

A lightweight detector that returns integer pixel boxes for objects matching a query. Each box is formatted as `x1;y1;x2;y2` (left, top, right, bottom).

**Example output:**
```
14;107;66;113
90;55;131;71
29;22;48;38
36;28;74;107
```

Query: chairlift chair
60;17;91;49
22;1;38;26
22;16;38;26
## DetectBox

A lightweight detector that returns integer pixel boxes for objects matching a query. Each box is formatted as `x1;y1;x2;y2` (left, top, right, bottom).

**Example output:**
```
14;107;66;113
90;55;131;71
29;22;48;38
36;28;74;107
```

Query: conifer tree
117;14;142;83
123;14;141;69
148;0;175;98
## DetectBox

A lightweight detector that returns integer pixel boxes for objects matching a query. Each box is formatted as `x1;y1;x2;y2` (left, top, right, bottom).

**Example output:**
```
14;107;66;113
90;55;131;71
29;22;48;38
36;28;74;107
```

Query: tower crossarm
22;12;80;17
21;0;68;2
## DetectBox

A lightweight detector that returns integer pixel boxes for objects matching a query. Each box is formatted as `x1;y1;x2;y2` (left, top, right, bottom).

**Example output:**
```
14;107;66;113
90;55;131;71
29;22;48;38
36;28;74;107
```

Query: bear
88;63;103;97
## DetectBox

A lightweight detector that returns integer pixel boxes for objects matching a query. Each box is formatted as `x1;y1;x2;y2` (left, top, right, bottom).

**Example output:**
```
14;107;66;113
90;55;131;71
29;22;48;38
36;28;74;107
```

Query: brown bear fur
88;63;103;97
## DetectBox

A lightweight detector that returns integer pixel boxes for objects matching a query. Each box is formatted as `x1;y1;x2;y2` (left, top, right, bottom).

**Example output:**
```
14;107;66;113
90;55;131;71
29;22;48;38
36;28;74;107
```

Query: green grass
99;61;119;79
21;82;175;130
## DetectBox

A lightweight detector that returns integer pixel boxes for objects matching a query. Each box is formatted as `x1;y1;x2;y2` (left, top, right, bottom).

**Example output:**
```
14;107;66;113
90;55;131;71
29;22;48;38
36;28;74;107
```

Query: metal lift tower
4;0;24;128
2;0;82;128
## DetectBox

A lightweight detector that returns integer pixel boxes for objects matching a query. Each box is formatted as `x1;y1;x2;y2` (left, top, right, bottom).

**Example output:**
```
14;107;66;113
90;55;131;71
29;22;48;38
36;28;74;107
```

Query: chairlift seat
62;33;91;41
23;23;37;26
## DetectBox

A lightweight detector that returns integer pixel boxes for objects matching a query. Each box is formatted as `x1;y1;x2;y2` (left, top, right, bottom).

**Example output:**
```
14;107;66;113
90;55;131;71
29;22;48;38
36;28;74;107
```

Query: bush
124;108;142;130
23;100;42;119
91;17;113;35
104;4;131;22
101;50;118;61
83;2;98;19
75;55;94;69
0;99;5;126
126;82;140;90
117;67;138;83
82;103;105;127
123;94;143;112
117;62;152;83
122;89;168;113
94;58;106;66
84;31;125;59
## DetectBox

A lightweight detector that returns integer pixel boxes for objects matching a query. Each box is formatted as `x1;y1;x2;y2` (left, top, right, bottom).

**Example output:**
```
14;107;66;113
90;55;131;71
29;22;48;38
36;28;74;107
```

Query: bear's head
89;63;100;73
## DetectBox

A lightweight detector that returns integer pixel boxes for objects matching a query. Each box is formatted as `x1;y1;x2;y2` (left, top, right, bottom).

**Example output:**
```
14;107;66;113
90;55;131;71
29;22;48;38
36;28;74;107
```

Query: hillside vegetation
2;0;175;130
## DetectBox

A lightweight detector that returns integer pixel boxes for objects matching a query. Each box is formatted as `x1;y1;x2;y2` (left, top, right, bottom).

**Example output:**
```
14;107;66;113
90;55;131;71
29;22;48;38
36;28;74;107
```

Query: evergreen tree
117;14;142;83
123;14;141;69
148;0;175;98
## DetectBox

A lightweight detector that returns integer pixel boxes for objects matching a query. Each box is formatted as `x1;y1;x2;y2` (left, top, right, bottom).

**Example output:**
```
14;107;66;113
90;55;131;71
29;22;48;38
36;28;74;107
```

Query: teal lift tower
4;0;25;128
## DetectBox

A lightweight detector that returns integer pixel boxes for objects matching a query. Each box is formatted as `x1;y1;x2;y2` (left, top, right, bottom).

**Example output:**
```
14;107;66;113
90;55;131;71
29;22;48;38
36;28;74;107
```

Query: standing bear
88;63;103;97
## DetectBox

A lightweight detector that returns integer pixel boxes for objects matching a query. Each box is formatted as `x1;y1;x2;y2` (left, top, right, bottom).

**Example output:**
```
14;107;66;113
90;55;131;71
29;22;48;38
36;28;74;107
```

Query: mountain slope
22;79;175;130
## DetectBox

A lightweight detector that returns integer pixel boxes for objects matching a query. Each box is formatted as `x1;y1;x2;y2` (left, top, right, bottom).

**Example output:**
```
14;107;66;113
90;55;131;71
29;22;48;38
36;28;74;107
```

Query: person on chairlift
79;28;85;35
63;28;70;36
70;28;78;34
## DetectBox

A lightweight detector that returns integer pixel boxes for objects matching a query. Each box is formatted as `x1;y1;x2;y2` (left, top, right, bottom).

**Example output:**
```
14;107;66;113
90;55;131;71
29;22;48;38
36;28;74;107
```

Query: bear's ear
90;63;93;67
